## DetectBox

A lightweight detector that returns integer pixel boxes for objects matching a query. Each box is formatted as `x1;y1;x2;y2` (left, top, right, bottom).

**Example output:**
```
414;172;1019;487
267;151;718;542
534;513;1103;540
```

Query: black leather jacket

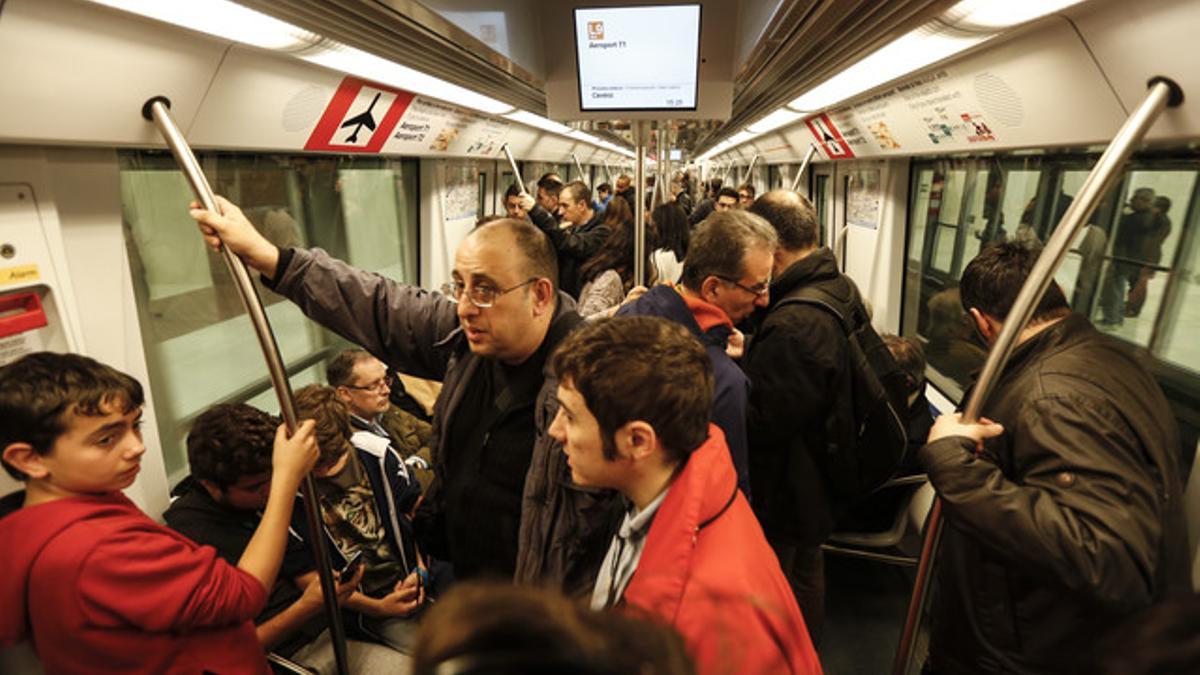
919;313;1189;674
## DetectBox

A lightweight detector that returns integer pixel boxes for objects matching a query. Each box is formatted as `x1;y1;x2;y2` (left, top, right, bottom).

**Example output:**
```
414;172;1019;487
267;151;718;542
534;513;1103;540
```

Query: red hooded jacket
622;425;823;675
0;493;269;674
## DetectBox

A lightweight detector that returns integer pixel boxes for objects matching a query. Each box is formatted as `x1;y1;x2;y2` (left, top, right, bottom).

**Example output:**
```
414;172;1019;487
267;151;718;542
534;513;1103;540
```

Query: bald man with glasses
192;198;621;596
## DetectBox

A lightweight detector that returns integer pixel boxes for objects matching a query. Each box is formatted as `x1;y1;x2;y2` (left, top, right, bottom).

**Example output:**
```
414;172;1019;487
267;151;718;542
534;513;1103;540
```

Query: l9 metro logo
587;21;604;40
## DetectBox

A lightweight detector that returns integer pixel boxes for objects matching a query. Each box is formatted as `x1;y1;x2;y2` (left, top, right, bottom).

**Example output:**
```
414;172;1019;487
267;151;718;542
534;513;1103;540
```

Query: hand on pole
927;412;1004;453
189;195;281;278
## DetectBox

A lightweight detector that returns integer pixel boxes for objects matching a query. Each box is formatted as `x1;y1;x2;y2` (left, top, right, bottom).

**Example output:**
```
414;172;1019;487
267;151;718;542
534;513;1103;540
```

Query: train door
811;161;836;253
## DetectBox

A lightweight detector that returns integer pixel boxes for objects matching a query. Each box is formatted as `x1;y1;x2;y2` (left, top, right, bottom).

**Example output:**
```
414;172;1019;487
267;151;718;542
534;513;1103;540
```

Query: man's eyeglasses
450;278;539;308
715;275;770;297
344;373;396;392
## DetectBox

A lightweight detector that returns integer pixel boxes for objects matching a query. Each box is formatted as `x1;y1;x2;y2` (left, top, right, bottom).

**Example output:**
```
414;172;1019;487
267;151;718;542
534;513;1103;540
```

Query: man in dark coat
920;240;1188;674
743;189;867;643
191;198;620;598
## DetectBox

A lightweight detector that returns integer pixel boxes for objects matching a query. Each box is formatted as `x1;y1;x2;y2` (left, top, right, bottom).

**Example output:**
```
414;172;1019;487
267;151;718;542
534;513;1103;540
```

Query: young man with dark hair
535;174;563;217
164;403;407;673
617;210;778;497
193;199;617;599
503;183;527;220
714;187;739;213
0;352;318;673
291;383;444;654
520;179;611;298
549;316;821;675
921;240;1188;674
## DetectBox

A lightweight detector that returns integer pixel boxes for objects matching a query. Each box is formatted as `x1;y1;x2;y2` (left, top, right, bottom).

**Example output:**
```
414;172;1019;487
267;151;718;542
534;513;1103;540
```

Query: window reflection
120;152;418;483
903;154;1199;464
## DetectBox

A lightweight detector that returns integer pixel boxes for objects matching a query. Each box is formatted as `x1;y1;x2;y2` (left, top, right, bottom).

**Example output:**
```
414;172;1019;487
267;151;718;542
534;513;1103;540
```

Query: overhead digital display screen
574;5;701;111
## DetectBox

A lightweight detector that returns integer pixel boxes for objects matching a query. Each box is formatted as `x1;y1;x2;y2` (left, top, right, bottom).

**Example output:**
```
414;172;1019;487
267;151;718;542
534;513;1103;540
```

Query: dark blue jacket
617;285;752;497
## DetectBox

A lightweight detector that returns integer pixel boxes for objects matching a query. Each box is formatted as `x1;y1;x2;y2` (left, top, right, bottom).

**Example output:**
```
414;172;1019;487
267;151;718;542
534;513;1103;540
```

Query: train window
903;153;1200;462
119;152;418;484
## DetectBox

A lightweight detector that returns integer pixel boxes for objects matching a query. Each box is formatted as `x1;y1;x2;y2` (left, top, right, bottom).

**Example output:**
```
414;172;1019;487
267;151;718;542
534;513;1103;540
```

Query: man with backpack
744;190;909;646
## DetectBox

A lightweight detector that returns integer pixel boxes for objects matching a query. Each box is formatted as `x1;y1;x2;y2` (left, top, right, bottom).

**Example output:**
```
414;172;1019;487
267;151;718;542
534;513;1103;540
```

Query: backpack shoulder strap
775;281;854;335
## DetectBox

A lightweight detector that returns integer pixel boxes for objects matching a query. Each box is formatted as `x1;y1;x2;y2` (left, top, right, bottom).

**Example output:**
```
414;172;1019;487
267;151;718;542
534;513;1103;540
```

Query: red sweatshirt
0;493;270;674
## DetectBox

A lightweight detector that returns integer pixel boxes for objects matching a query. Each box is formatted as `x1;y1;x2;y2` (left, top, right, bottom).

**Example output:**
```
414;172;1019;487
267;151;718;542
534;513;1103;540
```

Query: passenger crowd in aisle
0;173;1195;675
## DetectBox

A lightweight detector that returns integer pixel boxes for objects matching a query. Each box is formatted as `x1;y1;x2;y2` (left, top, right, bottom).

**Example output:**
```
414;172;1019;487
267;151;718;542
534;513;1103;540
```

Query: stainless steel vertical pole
743;154;759;190
791;143;819;193
634;120;647;287
571;153;587;187
891;76;1183;675
142;97;351;675
500;143;527;195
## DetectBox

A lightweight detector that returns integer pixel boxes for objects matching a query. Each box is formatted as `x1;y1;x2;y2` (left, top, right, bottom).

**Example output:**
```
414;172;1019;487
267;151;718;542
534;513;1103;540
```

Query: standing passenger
0;352;318;673
743;189;870;643
920;240;1187;675
190;200;620;597
616;210;775;497
523;181;611;299
550;316;822;675
737;183;756;210
688;177;723;226
649;202;690;285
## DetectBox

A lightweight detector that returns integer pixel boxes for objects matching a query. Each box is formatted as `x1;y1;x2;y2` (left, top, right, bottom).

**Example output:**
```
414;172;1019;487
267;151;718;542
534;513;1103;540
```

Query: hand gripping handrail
891;76;1183;675
142;96;351;675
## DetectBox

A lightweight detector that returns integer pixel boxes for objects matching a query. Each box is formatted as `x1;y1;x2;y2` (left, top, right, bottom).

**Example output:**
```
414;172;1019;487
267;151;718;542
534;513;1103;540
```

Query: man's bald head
748;190;819;252
468;218;559;292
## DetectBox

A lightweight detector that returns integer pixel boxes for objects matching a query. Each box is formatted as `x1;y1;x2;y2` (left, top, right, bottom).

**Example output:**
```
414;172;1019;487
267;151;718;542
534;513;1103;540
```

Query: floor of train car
821;554;918;675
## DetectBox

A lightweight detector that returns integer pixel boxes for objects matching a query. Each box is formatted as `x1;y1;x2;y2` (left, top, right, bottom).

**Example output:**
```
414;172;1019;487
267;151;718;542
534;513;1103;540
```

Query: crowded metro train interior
1;0;1199;673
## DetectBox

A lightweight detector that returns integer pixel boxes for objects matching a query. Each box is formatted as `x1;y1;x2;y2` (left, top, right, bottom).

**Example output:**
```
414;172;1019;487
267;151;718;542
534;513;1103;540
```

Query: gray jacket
268;247;619;595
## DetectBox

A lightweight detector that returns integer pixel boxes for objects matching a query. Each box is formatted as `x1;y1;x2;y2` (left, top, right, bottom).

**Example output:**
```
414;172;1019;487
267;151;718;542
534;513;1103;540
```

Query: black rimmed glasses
344;373;396;392
714;275;770;297
450;278;539;308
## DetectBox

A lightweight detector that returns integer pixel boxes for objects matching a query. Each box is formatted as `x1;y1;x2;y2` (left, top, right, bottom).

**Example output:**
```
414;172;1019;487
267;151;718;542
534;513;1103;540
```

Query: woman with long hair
650;202;689;285
577;196;651;317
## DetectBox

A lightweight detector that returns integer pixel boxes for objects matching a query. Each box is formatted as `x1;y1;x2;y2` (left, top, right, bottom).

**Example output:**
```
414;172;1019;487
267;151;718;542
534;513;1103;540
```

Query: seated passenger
549;316;822;675
328;349;433;493
0;352;318;673
164;403;408;673
293;384;450;654
920;240;1188;674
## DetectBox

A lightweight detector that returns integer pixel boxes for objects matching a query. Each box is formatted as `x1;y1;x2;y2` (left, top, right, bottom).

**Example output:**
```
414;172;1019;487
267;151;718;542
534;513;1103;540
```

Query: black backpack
776;277;910;501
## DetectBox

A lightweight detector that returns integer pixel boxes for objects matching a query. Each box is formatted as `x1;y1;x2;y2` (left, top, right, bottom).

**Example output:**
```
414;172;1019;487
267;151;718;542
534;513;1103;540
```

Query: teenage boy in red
0;352;318;674
549;317;822;675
